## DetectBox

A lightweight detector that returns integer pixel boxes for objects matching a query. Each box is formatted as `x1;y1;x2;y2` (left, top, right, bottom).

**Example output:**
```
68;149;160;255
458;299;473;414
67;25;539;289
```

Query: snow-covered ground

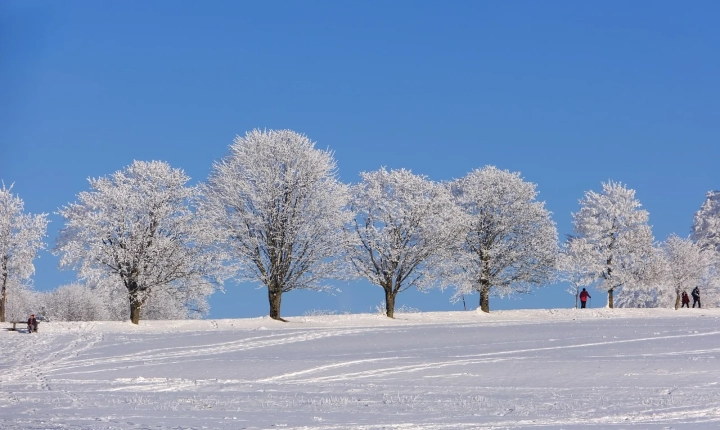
2;308;720;429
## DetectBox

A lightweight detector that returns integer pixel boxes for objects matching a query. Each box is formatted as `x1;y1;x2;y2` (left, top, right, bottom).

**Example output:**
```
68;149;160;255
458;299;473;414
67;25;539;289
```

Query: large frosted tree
659;234;715;310
571;181;654;308
0;184;48;322
449;167;558;313
200;129;351;321
347;168;462;318
55;161;221;324
692;190;720;254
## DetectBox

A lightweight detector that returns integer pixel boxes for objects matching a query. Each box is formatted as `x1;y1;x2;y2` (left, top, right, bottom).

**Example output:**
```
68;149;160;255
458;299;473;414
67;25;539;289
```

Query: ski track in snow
1;309;720;429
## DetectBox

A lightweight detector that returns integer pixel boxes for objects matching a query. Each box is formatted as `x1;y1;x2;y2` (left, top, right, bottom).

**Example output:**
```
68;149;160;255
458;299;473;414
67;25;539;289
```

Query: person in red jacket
579;288;591;309
681;291;690;308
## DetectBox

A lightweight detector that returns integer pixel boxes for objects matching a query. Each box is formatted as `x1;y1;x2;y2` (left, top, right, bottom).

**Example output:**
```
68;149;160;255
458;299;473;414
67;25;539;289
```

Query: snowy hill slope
1;309;719;429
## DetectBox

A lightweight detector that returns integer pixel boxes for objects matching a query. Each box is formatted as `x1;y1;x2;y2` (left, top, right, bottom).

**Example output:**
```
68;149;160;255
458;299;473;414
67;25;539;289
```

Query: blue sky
2;1;718;318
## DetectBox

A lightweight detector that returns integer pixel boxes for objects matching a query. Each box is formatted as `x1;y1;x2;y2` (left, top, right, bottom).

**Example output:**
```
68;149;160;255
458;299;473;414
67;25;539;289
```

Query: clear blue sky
2;1;718;318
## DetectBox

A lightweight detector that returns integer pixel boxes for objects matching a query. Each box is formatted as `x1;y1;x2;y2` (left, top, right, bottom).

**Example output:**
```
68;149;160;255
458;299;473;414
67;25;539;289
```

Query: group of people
578;286;703;309
681;286;702;308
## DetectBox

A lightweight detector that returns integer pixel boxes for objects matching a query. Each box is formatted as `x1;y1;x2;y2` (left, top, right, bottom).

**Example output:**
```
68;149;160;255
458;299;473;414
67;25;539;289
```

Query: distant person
681;291;690;308
579;288;591;309
27;314;38;333
691;286;701;308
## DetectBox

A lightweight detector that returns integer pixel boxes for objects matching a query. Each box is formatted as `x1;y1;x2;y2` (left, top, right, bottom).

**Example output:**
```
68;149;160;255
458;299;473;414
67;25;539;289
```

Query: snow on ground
1;308;720;429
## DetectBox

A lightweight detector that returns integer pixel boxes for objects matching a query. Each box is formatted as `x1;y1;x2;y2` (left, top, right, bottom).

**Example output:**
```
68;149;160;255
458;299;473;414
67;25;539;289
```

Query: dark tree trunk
675;291;681;310
0;265;6;322
574;291;579;309
268;289;286;322
130;300;141;325
479;284;490;313
384;287;396;318
127;279;143;325
0;286;6;323
608;288;614;309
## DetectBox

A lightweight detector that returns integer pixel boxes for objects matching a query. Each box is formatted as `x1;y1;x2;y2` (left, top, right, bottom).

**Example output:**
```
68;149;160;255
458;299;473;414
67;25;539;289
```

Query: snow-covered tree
55;161;222;324
700;263;720;308
347;168;462;318
692;190;720;254
614;246;670;308
659;234;715;309
571;181;655;308
5;288;41;322
200;129;351;321
40;284;110;322
0;183;48;322
557;236;599;309
449;167;558;312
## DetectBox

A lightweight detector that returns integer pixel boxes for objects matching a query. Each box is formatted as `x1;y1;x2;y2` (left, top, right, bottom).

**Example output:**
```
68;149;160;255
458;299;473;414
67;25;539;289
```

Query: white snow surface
2;308;720;429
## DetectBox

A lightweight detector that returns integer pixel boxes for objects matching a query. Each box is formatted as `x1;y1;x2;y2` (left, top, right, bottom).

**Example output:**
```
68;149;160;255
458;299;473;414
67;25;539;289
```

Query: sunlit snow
2;308;719;429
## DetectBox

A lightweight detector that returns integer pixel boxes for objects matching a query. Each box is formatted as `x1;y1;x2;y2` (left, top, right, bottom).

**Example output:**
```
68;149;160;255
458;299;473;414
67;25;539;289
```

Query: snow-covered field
2;309;720;429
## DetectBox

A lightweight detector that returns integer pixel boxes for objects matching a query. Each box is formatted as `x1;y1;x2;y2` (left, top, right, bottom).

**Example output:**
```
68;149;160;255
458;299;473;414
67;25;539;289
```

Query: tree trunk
675;291;681;310
0;286;5;323
479;284;490;313
574;289;579;309
384;288;396;318
130;299;141;324
607;288;614;309
268;289;286;321
126;279;143;324
0;268;6;322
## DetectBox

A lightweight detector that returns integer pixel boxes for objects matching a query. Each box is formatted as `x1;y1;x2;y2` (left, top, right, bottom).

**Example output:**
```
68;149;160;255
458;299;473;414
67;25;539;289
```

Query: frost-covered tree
692;190;720;254
55;161;221;324
40;284;110;322
5;288;41;322
614;246;670;308
701;264;720;308
0;183;48;322
200;129;351;321
571;181;655;308
557;236;599;309
449;167;558;312
347;168;462;318
37;279;198;322
659;235;715;309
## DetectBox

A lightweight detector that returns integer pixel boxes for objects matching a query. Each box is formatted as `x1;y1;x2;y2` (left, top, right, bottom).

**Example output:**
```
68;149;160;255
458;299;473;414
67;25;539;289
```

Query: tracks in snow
49;327;375;376
0;322;103;407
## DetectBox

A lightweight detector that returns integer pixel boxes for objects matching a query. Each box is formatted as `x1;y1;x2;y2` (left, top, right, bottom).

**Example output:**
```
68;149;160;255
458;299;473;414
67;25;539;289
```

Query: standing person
691;286;701;308
579;288;591;309
27;314;38;333
681;291;690;308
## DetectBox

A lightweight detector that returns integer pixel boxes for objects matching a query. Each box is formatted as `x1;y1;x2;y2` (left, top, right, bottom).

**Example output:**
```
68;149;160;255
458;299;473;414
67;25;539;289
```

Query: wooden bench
5;322;38;332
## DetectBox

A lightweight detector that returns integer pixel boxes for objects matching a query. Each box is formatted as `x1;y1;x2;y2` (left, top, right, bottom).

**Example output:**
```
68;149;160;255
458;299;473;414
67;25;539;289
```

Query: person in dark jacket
27;314;38;333
579;288;591;309
691;286;701;308
681;291;690;308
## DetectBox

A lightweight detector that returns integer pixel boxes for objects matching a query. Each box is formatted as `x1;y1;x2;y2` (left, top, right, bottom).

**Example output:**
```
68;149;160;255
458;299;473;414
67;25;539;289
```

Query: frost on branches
613;246;670;309
692;190;720;254
40;284;109;322
557;236;598;309
55;161;222;324
571;181;655;308
200;129;351;321
347;168;462;318
449;167;558;313
658;234;715;310
0;183;48;322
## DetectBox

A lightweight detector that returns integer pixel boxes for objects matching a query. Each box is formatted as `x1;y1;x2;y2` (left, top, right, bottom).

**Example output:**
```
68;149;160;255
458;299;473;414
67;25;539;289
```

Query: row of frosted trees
2;129;719;324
